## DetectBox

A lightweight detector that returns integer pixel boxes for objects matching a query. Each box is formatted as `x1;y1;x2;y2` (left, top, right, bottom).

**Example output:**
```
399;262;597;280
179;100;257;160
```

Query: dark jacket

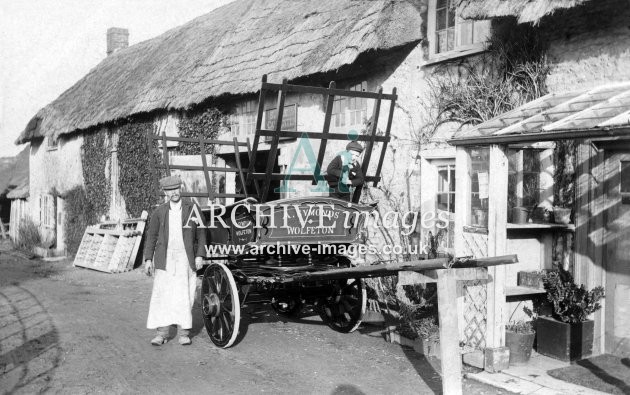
325;154;365;190
143;200;207;271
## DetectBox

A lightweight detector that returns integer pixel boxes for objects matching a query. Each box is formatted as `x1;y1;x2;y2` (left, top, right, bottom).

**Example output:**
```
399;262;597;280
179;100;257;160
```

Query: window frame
331;81;368;129
46;136;58;151
426;0;491;64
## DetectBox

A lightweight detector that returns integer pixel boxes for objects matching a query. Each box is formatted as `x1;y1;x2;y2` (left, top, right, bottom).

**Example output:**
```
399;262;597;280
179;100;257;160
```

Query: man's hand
144;260;154;277
195;257;204;271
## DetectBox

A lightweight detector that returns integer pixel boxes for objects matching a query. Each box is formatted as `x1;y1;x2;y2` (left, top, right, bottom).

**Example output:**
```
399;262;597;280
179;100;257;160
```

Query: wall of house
544;0;630;92
29;135;84;251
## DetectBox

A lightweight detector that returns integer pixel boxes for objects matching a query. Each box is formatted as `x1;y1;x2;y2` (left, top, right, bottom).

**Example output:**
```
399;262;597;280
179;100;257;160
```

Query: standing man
143;175;206;346
326;141;365;201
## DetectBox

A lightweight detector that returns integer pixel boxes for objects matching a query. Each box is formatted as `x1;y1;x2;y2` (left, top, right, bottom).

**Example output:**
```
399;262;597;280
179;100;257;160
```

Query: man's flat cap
346;141;364;153
159;175;182;190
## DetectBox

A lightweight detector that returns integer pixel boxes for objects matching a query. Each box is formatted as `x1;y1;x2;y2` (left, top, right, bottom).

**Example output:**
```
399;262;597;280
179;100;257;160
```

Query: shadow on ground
0;284;62;393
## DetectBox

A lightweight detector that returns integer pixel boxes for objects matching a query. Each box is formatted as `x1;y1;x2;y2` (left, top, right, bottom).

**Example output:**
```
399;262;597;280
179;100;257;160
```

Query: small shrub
543;267;605;323
14;217;41;254
506;320;534;334
398;301;439;340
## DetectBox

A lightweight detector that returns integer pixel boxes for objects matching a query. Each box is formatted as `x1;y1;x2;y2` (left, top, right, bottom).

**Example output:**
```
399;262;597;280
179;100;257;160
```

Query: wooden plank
246;138;261;198
574;140;591;283
199;135;214;201
398;267;488;285
486;144;509;348
314;81;336;185
261;78;287;202
246;74;268;193
233;137;249;197
373;87;396;187
150;135;247;146
354;86;383;204
153;164;247;172
454;147;472;256
437;269;463;395
281;255;517;283
261;81;398;101
125;211;148;271
256;129;390;142
590;147;605;354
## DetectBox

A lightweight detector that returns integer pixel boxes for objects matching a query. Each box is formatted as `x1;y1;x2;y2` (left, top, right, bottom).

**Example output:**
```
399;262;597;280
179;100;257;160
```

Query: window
332;82;368;128
39;194;55;228
437;164;456;213
436;163;456;248
230;100;257;138
508;149;543;217
428;0;491;61
47;136;58;150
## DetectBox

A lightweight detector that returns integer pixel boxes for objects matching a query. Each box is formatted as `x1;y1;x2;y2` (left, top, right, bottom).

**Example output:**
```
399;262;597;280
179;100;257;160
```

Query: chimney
107;27;129;56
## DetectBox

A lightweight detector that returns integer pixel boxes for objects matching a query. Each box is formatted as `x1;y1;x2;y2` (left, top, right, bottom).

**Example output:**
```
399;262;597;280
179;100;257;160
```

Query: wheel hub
203;293;221;317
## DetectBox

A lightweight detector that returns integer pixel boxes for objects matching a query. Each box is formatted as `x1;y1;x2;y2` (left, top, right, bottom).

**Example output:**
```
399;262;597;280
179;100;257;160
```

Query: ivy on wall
176;107;226;154
118;121;163;217
63;186;95;254
81;131;111;218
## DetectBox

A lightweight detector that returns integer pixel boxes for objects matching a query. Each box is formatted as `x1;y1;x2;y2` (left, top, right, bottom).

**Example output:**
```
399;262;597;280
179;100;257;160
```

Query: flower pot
536;316;594;362
553;207;572;224
511;207;530;224
505;330;535;365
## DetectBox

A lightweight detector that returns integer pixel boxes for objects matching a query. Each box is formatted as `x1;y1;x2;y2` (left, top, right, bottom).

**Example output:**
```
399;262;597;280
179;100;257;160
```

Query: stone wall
543;0;630;92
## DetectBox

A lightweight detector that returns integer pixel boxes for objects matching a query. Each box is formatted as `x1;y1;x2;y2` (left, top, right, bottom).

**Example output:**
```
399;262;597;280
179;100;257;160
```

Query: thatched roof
17;0;424;144
458;0;591;24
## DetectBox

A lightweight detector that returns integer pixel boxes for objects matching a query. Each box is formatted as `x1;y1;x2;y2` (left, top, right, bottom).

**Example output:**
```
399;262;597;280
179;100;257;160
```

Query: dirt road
0;251;511;394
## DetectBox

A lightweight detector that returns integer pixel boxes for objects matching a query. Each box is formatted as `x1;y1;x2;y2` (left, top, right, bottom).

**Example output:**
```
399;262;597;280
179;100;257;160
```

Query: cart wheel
318;278;366;333
271;298;302;317
201;262;240;348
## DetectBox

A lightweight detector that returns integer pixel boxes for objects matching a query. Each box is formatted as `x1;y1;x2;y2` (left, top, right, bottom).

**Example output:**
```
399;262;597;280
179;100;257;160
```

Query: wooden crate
73;211;148;273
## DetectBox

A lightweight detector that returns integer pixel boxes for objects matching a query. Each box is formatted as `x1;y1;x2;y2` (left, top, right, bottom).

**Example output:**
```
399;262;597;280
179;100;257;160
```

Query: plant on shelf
536;267;605;361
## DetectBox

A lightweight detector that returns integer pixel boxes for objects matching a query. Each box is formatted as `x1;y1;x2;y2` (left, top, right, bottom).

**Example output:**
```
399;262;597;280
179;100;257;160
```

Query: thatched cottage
16;0;432;255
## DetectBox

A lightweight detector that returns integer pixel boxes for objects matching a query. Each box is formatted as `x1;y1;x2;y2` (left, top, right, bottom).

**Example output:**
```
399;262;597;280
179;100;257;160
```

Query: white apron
147;202;197;329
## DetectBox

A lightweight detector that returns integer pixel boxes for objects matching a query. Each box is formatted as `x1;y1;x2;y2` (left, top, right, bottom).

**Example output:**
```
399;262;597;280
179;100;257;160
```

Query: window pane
523;150;540;172
437;9;446;30
522;173;539;207
447;28;455;52
447;7;456;28
438;169;449;192
437;193;449;211
460;21;473;46
449;169;456;192
437;31;447;53
437;0;447;8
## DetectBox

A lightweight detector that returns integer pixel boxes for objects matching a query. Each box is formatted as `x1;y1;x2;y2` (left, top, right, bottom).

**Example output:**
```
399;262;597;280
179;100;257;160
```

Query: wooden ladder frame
246;75;397;203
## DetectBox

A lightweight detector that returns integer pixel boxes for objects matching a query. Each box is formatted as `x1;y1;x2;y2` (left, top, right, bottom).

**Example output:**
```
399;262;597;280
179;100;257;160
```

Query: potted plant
537;268;605;361
553;205;572;224
505;321;535;365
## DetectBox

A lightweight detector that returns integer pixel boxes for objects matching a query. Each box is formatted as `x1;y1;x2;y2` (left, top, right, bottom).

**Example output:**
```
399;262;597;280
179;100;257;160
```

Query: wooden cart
148;77;517;348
